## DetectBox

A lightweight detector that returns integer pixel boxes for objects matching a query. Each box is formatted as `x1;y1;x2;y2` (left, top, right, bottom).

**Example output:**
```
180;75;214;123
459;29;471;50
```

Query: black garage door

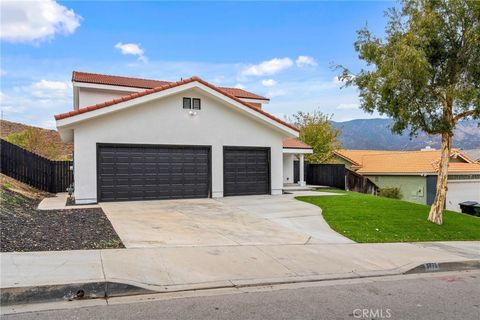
223;147;270;196
97;144;210;202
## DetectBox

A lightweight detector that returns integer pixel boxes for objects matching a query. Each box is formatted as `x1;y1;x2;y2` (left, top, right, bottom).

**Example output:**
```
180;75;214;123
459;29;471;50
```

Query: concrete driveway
100;191;353;248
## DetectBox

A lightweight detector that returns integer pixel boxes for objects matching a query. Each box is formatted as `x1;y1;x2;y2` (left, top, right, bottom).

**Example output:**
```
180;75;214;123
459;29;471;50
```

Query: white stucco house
56;71;312;204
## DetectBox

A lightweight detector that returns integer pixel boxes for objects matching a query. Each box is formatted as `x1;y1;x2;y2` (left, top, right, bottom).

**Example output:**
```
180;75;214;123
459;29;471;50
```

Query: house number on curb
424;262;440;272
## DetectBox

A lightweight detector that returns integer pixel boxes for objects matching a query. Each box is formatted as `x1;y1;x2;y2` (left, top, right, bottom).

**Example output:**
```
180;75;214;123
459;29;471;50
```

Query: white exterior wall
283;154;295;184
72;88;286;203
78;87;136;109
446;180;480;212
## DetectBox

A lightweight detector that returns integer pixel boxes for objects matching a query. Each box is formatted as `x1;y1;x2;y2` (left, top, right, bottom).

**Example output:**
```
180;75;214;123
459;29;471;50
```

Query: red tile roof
283;138;312;149
217;87;269;101
72;71;269;101
72;71;170;89
335;149;480;174
55;76;299;132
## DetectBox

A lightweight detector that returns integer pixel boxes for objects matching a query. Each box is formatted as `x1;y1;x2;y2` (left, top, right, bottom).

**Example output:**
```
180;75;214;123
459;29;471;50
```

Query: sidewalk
1;241;479;304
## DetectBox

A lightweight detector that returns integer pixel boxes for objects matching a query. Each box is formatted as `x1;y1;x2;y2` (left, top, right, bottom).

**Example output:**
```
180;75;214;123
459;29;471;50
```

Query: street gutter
2;259;479;306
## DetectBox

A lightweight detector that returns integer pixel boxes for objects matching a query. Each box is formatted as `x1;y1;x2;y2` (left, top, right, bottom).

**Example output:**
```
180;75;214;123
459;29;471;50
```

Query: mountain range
332;118;480;150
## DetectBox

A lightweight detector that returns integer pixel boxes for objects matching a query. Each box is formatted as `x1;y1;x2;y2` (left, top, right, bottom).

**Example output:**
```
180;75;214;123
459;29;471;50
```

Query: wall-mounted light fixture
189;110;198;116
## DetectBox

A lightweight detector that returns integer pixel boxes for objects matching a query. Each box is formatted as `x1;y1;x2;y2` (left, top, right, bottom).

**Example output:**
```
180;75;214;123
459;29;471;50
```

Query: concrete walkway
37;193;100;210
2;242;478;295
100;191;352;248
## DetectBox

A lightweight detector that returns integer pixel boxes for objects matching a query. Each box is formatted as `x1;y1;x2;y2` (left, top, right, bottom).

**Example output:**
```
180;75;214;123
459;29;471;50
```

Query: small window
192;98;201;110
183;97;191;109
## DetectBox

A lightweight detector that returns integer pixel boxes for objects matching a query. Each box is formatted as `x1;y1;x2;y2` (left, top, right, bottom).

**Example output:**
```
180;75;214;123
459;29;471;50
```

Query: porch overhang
283;148;313;154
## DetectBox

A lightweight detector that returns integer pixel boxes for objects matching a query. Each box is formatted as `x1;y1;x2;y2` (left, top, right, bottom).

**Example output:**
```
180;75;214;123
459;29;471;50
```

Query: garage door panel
446;180;480;212
223;147;270;196
98;145;210;202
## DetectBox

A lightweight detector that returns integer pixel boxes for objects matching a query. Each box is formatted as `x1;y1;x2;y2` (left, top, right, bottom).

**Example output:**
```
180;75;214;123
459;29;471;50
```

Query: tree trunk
428;132;452;225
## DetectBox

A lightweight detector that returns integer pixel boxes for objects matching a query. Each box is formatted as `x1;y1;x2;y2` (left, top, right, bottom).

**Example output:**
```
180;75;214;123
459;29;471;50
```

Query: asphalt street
3;271;480;320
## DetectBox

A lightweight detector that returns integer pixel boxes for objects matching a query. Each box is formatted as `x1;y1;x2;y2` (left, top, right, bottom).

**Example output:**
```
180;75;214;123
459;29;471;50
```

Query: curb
1;282;154;306
404;260;480;275
2;260;479;306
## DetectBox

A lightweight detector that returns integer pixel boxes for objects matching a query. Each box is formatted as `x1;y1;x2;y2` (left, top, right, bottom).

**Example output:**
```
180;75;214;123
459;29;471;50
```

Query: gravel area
1;187;124;252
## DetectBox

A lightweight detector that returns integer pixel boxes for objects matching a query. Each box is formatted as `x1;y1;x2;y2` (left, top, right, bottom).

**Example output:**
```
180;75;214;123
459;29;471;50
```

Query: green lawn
296;190;480;243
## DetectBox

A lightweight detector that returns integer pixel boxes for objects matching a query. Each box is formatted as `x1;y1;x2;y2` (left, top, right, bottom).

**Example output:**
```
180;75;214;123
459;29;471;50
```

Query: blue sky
1;1;395;129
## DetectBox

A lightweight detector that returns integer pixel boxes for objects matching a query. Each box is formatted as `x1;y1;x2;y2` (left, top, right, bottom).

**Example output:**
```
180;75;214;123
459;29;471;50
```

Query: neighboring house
55;71;312;204
463;149;480;163
334;148;480;212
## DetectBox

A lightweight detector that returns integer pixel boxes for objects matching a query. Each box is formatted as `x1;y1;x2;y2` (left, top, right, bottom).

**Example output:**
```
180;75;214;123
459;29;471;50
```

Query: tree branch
454;109;480;121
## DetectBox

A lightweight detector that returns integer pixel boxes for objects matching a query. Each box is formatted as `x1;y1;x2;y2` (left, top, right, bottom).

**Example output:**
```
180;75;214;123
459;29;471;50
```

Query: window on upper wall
183;97;192;109
192;98;201;110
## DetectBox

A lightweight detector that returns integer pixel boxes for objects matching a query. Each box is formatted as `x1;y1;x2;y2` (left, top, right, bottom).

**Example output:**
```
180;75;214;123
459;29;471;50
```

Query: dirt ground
0;174;123;252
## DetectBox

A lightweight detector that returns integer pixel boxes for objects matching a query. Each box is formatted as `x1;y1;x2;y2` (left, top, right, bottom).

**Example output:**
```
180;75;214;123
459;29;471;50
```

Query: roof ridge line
55;76;299;132
72;71;269;101
72;70;172;83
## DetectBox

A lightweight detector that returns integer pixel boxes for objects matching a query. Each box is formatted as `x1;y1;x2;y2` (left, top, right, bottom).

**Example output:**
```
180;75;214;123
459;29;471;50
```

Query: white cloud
261;79;277;87
32;79;70;91
25;80;72;99
314;76;348;90
336;103;359;110
1;79;73;128
0;91;27;115
234;83;246;89
40;118;56;129
296;56;318;68
115;42;147;62
0;0;81;43
211;75;226;84
333;76;351;86
241;58;293;77
266;89;286;98
0;56;377;128
333;76;343;85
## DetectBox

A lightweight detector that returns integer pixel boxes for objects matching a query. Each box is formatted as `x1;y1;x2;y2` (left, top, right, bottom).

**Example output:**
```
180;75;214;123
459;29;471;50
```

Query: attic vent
183;97;191;109
192;98;201;110
183;97;201;110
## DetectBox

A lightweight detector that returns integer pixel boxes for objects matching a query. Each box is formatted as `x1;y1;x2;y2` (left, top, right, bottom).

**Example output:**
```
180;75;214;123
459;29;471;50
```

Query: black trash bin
471;204;480;217
459;201;480;216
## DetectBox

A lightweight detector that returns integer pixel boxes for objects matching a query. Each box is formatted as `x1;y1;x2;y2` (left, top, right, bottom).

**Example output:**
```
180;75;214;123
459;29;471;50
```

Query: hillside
332;118;480;150
0;120;72;160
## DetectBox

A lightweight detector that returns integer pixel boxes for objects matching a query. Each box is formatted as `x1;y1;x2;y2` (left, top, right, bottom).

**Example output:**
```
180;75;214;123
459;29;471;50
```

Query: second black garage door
223;147;270;196
97;144;210;202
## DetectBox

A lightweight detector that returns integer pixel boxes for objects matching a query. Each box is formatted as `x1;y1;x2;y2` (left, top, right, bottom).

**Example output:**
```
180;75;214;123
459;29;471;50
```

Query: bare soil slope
0;175;123;252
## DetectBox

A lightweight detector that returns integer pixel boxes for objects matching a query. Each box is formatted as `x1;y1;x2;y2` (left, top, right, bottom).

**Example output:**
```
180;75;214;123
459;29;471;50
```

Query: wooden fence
345;169;379;195
0;139;73;193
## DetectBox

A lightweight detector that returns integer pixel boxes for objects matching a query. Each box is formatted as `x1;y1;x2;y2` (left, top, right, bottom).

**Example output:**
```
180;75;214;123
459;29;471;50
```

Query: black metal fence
294;161;346;189
307;164;346;189
0;139;73;193
294;160;378;194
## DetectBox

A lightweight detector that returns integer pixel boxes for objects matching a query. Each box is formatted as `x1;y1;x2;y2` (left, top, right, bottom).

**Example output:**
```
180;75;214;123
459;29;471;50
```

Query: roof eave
358;172;434;176
333;151;361;166
56;79;299;137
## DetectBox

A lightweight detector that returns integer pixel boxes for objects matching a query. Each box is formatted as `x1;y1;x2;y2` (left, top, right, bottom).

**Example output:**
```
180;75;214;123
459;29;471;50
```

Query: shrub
99;239;123;249
5;128;61;160
379;187;402;199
